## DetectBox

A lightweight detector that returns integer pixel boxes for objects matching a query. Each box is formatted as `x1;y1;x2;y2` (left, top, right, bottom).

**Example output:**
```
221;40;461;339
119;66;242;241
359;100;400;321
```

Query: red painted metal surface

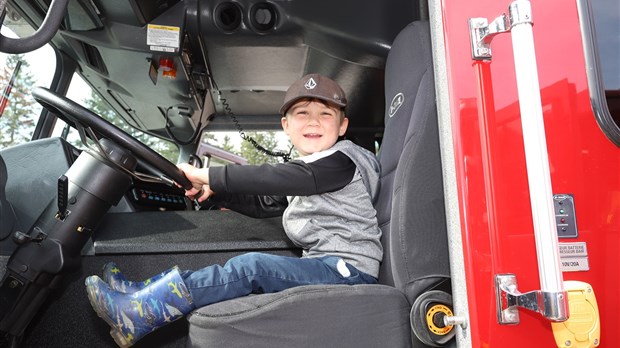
440;0;619;346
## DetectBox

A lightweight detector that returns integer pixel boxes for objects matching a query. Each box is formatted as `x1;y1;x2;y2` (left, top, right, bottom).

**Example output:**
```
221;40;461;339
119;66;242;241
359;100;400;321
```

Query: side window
592;0;619;123
580;0;620;145
0;15;56;149
201;131;295;167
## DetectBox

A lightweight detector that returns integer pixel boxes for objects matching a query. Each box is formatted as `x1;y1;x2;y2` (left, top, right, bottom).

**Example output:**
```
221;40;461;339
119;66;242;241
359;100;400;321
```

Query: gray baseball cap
279;74;347;115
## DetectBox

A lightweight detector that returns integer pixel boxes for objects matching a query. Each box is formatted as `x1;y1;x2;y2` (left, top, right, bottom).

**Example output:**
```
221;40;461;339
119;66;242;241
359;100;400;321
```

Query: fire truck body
436;0;618;346
0;0;618;346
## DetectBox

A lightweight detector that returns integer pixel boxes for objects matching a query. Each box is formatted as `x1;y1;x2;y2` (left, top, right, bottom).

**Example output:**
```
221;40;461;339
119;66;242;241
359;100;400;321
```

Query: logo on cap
304;77;317;90
389;93;404;117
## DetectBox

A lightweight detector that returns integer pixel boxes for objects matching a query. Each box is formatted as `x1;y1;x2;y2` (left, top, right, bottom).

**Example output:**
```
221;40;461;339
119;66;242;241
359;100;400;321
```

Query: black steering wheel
31;87;193;190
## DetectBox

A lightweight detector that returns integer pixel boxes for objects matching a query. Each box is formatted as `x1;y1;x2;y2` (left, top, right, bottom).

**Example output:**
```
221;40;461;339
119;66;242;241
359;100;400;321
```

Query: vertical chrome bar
508;1;565;296
469;0;569;323
431;0;473;344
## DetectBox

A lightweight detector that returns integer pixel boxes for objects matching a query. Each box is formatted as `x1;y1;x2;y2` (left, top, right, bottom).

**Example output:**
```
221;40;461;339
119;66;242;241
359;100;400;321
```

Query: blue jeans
181;252;377;307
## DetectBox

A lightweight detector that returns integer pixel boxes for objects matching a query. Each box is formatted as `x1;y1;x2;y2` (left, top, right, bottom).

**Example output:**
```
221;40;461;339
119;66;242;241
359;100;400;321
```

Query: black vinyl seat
186;21;450;348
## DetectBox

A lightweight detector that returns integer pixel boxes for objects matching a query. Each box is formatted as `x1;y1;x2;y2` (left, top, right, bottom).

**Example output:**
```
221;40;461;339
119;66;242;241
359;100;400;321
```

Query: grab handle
469;0;568;324
0;0;69;54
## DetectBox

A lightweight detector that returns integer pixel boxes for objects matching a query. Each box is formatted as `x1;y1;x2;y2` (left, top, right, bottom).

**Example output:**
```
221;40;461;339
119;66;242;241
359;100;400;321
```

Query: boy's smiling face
281;98;349;156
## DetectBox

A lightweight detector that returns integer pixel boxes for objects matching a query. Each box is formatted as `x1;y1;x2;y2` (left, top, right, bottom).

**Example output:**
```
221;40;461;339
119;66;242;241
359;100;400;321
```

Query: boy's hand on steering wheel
177;163;214;202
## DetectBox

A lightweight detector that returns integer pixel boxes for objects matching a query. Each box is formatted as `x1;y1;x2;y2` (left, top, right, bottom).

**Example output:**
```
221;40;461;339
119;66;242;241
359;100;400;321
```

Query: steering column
0;139;135;339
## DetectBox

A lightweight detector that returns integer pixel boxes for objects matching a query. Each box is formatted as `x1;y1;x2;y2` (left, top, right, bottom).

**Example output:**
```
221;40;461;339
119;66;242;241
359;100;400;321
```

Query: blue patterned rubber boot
85;268;194;347
102;262;178;293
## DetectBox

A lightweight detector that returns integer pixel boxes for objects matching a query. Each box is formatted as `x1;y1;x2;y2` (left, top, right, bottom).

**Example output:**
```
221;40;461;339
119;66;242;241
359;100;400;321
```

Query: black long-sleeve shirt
207;150;356;218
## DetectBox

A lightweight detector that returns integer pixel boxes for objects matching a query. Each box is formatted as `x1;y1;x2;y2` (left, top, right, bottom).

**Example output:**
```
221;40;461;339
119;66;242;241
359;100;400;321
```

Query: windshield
0;6;180;162
50;74;181;162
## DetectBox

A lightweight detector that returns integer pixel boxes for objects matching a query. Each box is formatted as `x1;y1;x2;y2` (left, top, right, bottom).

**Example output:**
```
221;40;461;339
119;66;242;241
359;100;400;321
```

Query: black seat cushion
188;284;411;347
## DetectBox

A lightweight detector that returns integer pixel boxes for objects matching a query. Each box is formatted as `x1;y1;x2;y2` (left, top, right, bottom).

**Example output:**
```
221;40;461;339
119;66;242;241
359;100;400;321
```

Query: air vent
80;42;108;75
213;2;243;33
249;2;278;33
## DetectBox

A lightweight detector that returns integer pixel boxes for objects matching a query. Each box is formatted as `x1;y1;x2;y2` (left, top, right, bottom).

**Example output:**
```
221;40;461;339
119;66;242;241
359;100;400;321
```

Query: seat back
376;21;450;304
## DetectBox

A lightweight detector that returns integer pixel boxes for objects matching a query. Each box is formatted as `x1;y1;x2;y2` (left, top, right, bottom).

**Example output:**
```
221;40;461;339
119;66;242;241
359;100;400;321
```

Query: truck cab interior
0;0;453;347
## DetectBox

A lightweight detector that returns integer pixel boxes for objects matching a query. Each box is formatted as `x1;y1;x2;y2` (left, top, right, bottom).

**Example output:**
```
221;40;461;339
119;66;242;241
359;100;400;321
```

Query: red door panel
440;0;619;346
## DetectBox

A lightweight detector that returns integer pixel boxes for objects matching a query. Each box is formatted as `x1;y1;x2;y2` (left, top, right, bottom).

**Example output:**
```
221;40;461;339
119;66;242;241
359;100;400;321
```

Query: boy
85;74;383;347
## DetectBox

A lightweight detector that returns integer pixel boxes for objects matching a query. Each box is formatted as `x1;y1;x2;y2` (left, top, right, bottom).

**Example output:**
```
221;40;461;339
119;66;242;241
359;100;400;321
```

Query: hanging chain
215;89;292;162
